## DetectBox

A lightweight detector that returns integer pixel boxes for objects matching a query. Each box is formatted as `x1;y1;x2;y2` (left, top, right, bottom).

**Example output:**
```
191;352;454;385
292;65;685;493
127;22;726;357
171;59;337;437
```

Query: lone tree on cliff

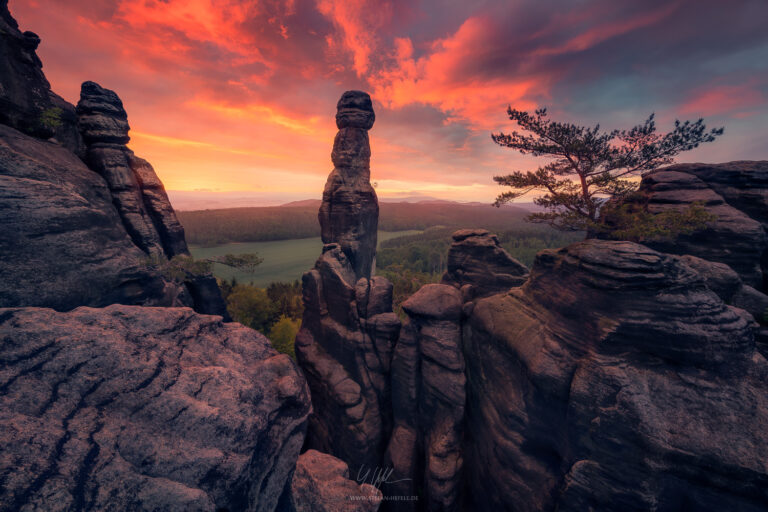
492;108;723;234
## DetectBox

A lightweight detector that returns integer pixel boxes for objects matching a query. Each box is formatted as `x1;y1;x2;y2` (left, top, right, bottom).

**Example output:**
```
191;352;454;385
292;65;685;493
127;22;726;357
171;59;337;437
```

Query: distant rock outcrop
297;92;400;476
441;228;529;299
0;305;311;512
462;240;766;511
288;450;382;512
319;90;379;280
0;0;83;156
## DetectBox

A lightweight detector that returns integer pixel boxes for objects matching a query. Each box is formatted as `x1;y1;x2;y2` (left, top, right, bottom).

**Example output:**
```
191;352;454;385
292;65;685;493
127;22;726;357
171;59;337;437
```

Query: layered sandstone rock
462;240;767;511
385;284;465;511
75;81;228;318
288;450;382;512
77;81;187;258
319;90;379;280
297;92;400;477
0;305;311;511
441;228;529;299
0;0;83;156
0;123;186;310
613;162;768;290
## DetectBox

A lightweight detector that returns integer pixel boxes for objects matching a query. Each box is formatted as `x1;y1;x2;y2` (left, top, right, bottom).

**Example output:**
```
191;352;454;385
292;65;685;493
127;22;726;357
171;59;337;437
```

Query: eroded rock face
0;305;311;512
288;450;382;512
297;91;399;481
77;81;188;258
319;90;379;280
0;123;186;310
618;162;768;290
0;1;83;156
441;228;529;299
385;284;465;512
296;244;399;474
462;240;767;511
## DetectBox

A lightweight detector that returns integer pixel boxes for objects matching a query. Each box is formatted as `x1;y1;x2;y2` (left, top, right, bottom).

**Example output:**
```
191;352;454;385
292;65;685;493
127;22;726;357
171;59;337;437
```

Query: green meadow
190;230;422;286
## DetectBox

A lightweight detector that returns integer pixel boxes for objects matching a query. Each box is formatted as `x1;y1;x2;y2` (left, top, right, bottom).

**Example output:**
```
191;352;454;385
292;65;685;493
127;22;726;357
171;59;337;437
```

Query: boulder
0;0;83;156
288;450;382;512
462;240;767;511
0;305;311;511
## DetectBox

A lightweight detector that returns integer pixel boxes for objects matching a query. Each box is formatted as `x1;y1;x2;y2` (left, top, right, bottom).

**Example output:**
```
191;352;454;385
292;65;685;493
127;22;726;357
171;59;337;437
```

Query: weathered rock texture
441;228;529;299
297;92;400;479
319;90;379;280
0;123;186;310
0;305;311;512
0;4;227;317
288;450;382;512
0;0;83;156
385;284;466;511
77;81;188;259
614;162;768;290
462;240;768;511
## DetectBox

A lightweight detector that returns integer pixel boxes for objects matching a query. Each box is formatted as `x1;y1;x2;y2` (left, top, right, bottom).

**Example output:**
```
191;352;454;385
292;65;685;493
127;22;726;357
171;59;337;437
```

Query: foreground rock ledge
0;305;311;512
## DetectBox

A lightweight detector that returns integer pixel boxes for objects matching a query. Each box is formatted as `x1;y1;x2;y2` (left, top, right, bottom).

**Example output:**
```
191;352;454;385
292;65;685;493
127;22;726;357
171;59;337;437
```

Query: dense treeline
219;279;303;358
179;201;532;246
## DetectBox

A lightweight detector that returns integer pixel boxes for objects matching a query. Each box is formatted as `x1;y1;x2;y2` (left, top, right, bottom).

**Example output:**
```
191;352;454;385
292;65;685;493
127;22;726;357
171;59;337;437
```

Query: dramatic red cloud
681;82;766;118
9;0;768;206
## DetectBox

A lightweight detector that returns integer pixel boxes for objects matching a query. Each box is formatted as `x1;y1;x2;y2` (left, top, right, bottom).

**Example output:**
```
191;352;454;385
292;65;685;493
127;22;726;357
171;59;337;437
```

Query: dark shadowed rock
613;164;768;290
0;305;311;512
386;284;465;511
441;228;529;298
0;123;186;310
0;2;83;156
462;240;766;511
288;450;382;512
319;90;378;280
296;244;399;474
297;92;399;488
74;81;226;316
76;81;189;258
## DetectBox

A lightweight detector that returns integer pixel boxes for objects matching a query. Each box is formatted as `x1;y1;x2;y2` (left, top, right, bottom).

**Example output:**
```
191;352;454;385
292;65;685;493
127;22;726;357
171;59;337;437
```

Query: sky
10;0;768;208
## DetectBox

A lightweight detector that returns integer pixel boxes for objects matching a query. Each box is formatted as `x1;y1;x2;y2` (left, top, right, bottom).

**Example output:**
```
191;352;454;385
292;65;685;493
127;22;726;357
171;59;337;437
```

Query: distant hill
178;200;534;246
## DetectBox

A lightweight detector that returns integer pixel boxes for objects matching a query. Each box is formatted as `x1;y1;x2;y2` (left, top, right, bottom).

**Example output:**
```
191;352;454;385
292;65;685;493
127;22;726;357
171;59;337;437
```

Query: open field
190;230;422;286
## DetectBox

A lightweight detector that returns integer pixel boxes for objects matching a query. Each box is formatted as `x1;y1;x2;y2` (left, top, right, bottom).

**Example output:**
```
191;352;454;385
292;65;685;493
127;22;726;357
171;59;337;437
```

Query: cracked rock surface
0;305;311;512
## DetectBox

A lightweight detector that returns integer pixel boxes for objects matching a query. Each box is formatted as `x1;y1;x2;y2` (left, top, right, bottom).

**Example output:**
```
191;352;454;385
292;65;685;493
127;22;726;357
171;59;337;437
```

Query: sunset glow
10;0;768;207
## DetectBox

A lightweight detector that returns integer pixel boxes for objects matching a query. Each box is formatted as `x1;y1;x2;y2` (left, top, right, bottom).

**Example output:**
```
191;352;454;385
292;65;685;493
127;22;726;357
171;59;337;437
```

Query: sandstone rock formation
0;123;185;310
297;92;400;477
319;90;379;280
0;4;227;317
288;450;382;512
77;81;188;258
615;162;768;290
0;0;83;156
441;228;529;299
386;284;465;511
462;240;767;511
0;305;311;512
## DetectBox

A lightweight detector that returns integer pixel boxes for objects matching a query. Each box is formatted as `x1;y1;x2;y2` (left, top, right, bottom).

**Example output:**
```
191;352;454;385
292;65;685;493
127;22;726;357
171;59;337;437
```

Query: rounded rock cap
335;90;375;130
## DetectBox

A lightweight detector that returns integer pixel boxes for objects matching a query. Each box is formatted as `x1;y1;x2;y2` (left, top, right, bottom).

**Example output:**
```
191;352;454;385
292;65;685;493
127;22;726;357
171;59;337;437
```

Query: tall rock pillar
319;90;379;280
296;91;400;476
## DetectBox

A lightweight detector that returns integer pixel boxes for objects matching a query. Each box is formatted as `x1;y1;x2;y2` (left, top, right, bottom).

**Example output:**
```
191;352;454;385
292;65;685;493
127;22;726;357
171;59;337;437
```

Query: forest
178;201;533;246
